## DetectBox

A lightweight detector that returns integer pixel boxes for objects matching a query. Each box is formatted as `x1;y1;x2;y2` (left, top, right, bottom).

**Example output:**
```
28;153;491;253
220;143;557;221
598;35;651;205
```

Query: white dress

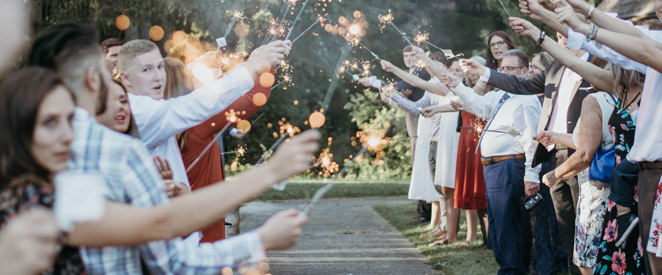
408;115;439;202
433;89;461;189
572;92;616;267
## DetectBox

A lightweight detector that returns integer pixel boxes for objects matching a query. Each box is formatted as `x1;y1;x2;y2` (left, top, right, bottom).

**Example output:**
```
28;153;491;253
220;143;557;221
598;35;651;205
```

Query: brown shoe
419;229;447;239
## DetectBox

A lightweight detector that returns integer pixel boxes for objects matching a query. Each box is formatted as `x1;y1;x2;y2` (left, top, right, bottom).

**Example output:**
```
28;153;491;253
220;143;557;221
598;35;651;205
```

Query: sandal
419;229;446;239
428;238;453;247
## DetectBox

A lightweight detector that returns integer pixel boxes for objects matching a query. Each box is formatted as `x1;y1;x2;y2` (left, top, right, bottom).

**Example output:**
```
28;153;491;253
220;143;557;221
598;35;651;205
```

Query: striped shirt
69;108;265;275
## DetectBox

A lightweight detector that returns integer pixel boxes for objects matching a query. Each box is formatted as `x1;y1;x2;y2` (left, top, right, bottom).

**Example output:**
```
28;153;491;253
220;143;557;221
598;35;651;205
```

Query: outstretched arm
555;0;662;73
380;60;448;96
509;17;614;92
519;0;570;37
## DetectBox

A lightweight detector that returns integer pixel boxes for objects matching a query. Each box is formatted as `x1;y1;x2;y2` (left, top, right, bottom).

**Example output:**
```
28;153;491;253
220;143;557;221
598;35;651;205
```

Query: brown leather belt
482;154;526;166
638;161;662;171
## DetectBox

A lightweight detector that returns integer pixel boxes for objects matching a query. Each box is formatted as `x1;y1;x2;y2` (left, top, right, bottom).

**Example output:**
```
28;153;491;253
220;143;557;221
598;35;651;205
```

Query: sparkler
379;10;413;46
186;121;233;173
357;41;382;62
498;0;512;18
292;20;320;43
285;0;312;40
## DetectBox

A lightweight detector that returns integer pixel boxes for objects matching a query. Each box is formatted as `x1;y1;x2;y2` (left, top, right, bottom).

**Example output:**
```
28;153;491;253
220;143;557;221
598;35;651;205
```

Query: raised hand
380;60;395;72
358;77;372;87
440;73;463;89
235;129;247;139
246;40;293;76
553;0;583;29
509;17;541;38
267;130;321;183
458;59;486;77
153;156;173;180
256;208;308;250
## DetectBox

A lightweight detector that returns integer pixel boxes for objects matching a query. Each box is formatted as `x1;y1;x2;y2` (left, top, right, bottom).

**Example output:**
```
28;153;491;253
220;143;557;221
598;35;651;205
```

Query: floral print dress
0;174;85;274
592;97;645;275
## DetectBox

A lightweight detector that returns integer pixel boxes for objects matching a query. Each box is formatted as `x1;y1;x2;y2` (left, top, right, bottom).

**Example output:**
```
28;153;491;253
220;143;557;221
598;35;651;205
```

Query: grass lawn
374;202;500;275
256;180;409;200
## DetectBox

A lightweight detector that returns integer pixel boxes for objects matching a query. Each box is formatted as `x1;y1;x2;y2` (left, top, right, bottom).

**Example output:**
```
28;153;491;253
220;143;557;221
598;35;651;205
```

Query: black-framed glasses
489;41;506;49
497;66;525;73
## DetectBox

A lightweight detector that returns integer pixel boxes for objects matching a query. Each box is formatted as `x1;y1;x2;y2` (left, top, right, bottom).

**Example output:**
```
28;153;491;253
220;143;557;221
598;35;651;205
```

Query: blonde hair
117;39;159;72
163;57;194;151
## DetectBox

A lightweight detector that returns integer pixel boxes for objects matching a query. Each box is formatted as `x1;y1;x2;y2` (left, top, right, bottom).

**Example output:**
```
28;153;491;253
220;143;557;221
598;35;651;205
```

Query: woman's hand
533;131;558;147
419;106;440;117
153;156;173;180
266;130;321;183
542;170;560;188
509;17;541;39
554;0;585;31
380;60;395;72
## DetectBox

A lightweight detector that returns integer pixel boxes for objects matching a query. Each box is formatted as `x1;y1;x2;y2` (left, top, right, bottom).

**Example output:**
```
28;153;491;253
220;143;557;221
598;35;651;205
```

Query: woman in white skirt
380;52;461;245
408;115;442;230
541;91;617;274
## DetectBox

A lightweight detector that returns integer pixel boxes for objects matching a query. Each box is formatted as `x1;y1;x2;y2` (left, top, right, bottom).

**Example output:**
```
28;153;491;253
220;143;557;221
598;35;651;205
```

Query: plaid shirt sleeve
391;92;430;115
124;141;267;274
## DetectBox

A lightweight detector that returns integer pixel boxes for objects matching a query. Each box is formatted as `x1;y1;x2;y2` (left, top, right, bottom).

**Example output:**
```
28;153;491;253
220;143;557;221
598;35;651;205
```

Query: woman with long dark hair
486;31;517;70
0;67;83;274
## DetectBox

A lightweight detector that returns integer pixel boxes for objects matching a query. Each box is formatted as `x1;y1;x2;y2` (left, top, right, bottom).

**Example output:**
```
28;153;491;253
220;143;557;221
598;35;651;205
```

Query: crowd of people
358;0;662;274
4;0;662;274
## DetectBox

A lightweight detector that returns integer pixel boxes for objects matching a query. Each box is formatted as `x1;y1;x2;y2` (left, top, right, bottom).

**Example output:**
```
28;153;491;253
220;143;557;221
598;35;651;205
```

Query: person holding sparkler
379;52;463;246
358;45;433;223
460;27;591;275
443;49;542;275
162;56;274;243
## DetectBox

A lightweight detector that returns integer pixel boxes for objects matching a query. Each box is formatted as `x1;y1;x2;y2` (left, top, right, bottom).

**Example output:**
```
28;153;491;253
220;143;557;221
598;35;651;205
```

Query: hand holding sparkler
380;60;396;73
450;100;468;112
256;208;308;250
263;129;321;184
509;17;540;38
245;40;293;77
440;72;463;89
459;59;487;77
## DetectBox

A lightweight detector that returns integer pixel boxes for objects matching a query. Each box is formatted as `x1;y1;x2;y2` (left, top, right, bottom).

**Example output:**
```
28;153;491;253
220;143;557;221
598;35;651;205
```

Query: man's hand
246;40;293;77
153;156;173;181
509;17;541;39
524;181;540;197
380;60;396;73
0;209;60;275
256;208;308;250
267;130;321;183
542;170;560;188
459;59;486;77
440;73;463;89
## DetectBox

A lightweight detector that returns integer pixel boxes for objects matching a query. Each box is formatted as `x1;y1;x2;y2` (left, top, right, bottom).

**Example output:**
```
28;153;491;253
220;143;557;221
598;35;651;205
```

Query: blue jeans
484;158;527;275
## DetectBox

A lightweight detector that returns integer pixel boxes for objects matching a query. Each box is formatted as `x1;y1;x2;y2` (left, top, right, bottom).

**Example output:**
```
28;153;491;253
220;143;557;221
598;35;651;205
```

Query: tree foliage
33;0;543;179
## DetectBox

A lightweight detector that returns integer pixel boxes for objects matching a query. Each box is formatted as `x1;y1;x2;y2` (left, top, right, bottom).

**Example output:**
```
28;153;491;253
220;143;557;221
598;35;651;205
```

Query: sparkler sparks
415;32;429;45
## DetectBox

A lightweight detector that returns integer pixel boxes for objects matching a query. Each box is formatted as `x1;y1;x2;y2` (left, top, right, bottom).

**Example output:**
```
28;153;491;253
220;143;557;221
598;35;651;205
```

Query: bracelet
535;31;546;46
586;23;598;41
586;4;595;20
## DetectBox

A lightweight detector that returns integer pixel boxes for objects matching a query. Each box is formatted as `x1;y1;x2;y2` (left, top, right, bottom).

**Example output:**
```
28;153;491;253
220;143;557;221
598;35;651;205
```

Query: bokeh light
252;93;267;106
116;15;130;30
235;22;250;38
259;72;275;87
221;266;233;275
309;111;326;128
149;26;164;41
353;11;362;19
349;24;360;35
237;120;251;132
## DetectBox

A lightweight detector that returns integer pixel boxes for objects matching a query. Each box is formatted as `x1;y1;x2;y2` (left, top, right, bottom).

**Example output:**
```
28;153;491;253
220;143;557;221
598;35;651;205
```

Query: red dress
181;74;271;243
453;112;487;210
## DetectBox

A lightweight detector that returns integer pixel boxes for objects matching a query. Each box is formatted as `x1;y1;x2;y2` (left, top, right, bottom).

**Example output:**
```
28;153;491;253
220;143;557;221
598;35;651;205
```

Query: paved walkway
239;196;437;275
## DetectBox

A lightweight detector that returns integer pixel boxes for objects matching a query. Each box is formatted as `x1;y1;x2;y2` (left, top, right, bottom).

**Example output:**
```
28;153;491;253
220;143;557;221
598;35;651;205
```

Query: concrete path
239;196;438;275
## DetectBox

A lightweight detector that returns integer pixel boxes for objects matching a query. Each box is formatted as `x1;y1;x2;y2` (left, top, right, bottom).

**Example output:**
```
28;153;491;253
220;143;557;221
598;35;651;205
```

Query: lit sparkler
285;0;312;40
378;10;413;46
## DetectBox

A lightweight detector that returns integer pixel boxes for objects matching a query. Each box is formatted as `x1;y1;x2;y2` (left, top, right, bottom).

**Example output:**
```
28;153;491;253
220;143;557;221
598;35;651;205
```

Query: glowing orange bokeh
353;11;362;19
149;26;164;41
235;22;250;38
237;120;251;132
252;93;267;106
259;73;275;87
115;15;130;30
309;112;326;128
349;24;360;35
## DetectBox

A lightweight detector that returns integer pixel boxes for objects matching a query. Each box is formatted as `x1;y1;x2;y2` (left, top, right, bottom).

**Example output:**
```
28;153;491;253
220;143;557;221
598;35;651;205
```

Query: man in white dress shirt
444;49;541;275
117;39;289;188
